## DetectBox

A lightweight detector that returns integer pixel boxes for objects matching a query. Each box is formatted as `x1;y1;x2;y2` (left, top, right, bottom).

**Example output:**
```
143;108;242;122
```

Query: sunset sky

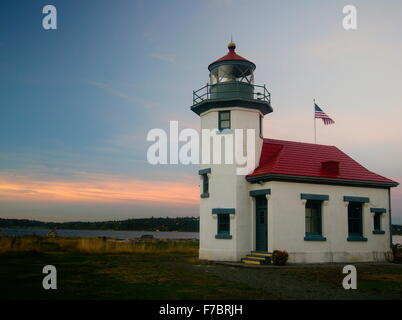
1;0;401;223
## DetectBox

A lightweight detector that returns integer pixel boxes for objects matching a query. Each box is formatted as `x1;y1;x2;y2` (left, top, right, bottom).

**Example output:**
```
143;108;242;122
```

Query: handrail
192;82;271;105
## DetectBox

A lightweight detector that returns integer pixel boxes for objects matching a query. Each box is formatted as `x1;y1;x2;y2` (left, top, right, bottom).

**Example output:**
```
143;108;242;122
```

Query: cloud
0;172;199;206
149;53;176;64
86;80;137;102
85;80;158;108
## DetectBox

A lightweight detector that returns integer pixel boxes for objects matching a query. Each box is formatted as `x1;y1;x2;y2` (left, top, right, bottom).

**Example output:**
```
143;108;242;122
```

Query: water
393;235;402;245
0;228;400;243
0;228;199;240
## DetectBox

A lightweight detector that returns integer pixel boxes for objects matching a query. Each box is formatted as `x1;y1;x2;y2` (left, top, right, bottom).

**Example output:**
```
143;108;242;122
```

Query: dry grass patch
77;238;198;254
0;236;198;255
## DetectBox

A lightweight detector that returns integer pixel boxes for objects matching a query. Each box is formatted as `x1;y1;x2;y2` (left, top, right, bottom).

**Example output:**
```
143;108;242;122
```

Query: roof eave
208;60;256;71
246;173;399;189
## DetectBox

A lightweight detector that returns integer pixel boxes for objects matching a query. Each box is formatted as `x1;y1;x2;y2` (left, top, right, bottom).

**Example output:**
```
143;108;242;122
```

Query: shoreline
0;226;199;233
0;228;200;240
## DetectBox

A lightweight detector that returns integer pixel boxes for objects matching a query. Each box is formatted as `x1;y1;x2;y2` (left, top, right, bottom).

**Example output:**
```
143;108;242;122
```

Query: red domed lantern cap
208;42;256;71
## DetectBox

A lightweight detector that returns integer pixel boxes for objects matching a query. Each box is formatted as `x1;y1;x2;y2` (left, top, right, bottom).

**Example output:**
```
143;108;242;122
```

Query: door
256;207;268;251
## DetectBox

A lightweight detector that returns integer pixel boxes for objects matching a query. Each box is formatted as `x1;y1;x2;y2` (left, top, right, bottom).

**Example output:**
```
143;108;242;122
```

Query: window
212;208;234;239
201;174;209;198
218;111;231;131
304;200;325;240
202;174;209;194
371;208;386;234
348;202;363;236
218;214;230;235
305;200;321;234
199;168;211;198
210;64;254;84
373;212;381;231
370;208;387;234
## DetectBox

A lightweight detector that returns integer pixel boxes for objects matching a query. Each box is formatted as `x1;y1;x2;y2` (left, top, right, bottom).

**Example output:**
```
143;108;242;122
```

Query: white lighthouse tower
191;42;273;261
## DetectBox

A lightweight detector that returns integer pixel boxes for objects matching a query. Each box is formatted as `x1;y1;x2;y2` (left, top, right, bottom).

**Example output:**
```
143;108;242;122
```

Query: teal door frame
255;196;268;252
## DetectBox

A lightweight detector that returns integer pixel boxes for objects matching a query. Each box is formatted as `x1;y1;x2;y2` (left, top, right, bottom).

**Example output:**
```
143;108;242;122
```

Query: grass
0;235;198;254
0;236;401;300
0;236;268;300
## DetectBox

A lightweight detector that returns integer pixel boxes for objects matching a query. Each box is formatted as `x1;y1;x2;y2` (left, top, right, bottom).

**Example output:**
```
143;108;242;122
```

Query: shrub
392;243;402;263
272;250;288;265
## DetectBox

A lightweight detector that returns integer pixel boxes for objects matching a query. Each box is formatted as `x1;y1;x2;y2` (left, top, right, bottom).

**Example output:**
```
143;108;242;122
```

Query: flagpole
313;99;316;144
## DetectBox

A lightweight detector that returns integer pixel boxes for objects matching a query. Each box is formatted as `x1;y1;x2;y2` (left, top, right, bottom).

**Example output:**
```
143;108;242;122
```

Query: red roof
247;139;398;186
208;45;255;70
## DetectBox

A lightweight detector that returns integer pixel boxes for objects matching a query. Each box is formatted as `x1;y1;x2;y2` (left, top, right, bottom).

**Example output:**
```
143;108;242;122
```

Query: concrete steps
241;251;272;265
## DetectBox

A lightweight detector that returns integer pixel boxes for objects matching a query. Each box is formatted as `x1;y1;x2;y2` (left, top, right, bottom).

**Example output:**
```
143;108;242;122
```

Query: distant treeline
1;217;401;234
0;217;199;232
393;224;402;235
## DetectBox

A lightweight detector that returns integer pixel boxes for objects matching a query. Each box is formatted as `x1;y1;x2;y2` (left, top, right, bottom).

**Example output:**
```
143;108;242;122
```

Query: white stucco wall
250;181;392;263
198;107;263;261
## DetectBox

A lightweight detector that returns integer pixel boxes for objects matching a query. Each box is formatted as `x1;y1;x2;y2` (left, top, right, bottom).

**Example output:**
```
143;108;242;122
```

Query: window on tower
212;208;234;239
218;214;230;233
218;111;231;131
198;168;211;198
201;174;209;198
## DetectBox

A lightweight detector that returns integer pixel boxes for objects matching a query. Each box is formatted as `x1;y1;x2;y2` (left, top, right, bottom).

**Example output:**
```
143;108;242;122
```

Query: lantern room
208;42;255;85
191;42;273;116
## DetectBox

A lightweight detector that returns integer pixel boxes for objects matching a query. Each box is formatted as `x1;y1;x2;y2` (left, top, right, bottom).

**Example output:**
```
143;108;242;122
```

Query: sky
0;0;401;223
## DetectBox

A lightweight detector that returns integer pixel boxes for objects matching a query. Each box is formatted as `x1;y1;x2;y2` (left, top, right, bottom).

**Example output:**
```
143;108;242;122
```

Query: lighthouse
191;42;397;264
191;42;273;261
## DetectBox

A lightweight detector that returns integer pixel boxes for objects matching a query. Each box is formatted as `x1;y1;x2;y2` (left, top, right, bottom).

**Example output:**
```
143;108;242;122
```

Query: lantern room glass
209;64;254;85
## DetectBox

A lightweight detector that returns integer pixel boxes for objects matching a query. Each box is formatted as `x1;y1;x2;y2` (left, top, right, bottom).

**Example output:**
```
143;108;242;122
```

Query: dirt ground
186;261;402;300
0;237;401;300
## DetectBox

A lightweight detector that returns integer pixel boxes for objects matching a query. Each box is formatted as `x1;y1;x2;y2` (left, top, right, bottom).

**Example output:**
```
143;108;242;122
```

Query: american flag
315;103;334;125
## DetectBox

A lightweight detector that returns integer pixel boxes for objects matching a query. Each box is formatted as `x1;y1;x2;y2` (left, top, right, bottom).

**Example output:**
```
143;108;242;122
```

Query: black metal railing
193;82;271;105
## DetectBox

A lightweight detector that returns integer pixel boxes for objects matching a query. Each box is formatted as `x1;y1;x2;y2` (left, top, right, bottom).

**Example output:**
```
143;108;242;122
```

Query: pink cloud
0;172;199;206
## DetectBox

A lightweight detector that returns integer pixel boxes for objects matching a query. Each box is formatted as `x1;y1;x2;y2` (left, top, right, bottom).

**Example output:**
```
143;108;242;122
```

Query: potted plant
272;250;289;265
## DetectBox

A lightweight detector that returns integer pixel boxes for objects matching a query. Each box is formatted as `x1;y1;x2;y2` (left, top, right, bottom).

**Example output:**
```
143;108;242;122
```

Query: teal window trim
249;189;271;197
372;230;385;235
198;168;211;175
301;193;329;201
344;196;369;203
218;110;231;131
212;208;235;215
201;193;209;198
347;235;368;241
370;208;386;213
304;233;327;241
215;233;232;239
